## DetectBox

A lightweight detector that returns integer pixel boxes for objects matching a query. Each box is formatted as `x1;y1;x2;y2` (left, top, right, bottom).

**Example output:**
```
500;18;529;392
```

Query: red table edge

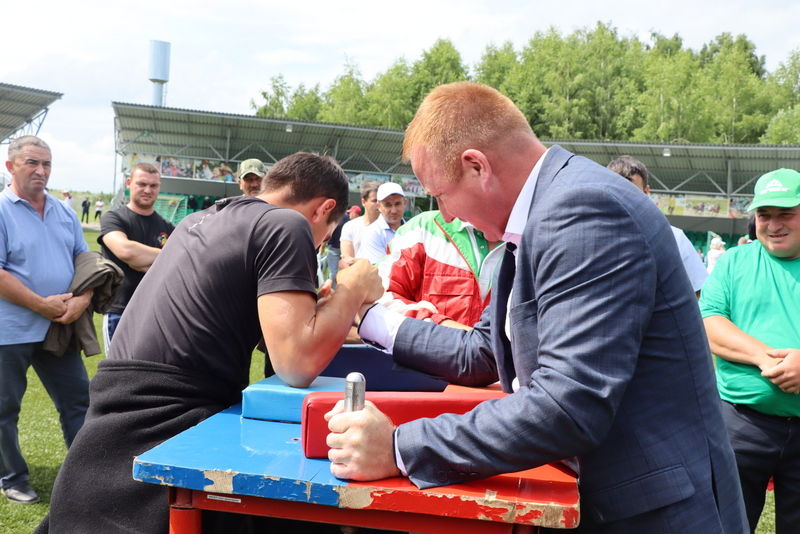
168;487;542;534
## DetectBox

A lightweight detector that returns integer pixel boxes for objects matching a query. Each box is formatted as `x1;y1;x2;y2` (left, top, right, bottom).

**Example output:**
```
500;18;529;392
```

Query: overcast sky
2;0;798;193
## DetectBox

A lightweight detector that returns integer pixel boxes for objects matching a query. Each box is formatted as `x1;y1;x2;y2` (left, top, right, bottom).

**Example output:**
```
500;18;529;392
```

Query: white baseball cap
376;182;405;201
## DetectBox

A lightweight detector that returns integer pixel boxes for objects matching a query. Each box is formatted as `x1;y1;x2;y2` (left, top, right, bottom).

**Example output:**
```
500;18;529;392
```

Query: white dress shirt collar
501;148;549;247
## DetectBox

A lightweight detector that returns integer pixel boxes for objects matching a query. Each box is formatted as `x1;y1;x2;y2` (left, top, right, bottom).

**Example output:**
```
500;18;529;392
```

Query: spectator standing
340;181;380;265
378;210;503;329
80;197;90;223
706;236;726;273
60;190;74;213
0;136;91;505
700;168;800;533
98;163;174;346
325;211;351;285
93;198;104;221
356;182;407;264
237;158;267;197
607;156;707;293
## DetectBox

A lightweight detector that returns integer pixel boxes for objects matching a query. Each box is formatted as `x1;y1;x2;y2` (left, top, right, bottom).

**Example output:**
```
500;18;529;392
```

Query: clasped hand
761;348;800;394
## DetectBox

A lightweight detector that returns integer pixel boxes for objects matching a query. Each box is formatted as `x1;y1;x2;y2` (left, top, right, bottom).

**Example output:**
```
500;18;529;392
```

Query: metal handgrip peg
344;372;366;412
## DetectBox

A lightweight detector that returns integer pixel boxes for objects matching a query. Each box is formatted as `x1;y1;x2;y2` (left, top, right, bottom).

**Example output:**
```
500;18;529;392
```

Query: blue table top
134;403;580;528
134;404;346;507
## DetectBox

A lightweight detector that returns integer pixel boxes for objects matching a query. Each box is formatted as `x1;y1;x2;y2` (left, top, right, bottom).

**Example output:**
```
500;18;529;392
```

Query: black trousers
721;401;800;534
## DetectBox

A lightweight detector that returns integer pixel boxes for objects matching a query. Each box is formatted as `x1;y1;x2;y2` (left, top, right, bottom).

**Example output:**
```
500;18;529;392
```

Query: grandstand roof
112;102;411;177
112;101;800;198
554;140;800;197
0;83;62;142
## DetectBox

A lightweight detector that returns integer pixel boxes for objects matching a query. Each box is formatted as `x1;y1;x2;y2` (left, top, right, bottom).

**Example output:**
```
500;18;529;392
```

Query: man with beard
99;162;174;345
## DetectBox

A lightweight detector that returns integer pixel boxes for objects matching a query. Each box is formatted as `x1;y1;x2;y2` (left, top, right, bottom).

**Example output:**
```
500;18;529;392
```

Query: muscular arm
258;259;382;388
102;231;162;272
0;269;71;319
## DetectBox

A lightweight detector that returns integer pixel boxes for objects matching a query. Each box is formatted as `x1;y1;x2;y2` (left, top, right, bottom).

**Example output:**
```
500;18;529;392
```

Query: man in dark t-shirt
98;162;174;346
39;152;384;534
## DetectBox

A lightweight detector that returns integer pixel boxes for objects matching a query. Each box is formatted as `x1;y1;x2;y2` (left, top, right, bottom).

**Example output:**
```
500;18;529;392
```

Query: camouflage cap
237;158;267;179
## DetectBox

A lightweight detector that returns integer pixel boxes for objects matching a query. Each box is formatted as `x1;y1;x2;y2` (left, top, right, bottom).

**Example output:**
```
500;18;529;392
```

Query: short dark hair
360;181;380;201
607;155;650;189
130;162;160;177
263;152;348;222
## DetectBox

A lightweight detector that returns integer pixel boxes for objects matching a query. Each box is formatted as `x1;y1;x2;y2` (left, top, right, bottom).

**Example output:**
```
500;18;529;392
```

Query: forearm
268;284;372;387
0;269;47;314
118;242;161;271
103;232;161;272
703;315;774;370
340;241;355;260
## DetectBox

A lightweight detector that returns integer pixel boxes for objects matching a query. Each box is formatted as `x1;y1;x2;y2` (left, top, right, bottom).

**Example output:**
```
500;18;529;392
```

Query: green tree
761;104;800;144
362;59;416;129
318;62;367;125
286;83;323;122
474;42;518;89
696;42;775;143
768;48;800;108
632;48;712;143
504;28;587;138
576;22;645;139
649;32;684;57
700;32;766;78
410;39;469;104
252;75;290;118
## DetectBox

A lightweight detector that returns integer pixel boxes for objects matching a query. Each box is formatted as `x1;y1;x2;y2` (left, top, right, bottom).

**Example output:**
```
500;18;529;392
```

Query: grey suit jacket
392;146;747;533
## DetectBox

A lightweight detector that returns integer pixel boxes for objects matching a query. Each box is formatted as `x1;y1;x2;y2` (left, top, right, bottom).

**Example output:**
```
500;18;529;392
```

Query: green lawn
0;229;778;532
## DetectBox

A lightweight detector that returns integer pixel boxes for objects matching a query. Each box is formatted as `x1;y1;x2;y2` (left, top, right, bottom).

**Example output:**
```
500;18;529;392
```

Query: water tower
149;40;171;107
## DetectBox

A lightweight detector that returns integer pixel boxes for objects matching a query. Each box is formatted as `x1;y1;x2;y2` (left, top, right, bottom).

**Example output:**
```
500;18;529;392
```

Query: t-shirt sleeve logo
158;232;169;248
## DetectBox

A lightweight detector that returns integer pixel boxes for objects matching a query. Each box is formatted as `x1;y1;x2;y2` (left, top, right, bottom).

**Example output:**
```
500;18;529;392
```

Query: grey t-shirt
110;196;318;392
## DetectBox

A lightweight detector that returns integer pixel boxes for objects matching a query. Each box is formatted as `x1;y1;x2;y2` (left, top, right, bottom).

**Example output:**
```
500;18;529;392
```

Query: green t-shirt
699;241;800;417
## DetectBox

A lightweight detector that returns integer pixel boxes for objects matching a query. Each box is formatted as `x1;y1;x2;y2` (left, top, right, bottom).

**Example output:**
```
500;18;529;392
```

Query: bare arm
102;231;162;272
340;239;355;260
0;269;71;319
258;259;383;387
703;315;777;371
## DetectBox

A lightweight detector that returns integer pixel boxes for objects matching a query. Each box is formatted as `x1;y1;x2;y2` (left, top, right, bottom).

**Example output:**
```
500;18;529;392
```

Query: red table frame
168;487;541;534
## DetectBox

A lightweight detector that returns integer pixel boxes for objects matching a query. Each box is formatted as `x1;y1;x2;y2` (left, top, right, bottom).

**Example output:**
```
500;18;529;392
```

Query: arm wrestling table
133;404;579;534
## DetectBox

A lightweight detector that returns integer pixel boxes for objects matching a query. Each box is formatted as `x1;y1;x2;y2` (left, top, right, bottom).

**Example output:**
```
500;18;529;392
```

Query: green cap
747;168;800;211
237;158;267;179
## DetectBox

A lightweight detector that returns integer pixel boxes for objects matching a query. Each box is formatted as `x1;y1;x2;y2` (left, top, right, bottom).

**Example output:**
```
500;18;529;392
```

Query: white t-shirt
706;247;725;274
670;226;708;291
340;217;370;256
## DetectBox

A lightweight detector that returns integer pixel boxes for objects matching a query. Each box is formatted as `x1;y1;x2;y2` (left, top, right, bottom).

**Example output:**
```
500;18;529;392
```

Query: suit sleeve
391;305;497;386
396;184;657;488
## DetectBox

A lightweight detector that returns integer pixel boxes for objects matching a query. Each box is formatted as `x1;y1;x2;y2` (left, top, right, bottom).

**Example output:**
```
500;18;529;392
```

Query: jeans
326;246;341;287
721;401;800;534
103;313;122;356
0;342;89;489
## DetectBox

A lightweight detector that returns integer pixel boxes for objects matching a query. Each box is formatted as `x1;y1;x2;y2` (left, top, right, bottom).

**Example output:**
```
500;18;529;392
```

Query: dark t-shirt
109;196;318;393
328;214;347;249
99;206;175;314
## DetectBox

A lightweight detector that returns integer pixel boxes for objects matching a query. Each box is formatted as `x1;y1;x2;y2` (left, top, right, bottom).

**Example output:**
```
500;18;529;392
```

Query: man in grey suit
326;82;748;533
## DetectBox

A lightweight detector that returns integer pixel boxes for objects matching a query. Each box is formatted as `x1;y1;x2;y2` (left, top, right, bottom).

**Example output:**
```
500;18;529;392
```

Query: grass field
0;229;778;533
